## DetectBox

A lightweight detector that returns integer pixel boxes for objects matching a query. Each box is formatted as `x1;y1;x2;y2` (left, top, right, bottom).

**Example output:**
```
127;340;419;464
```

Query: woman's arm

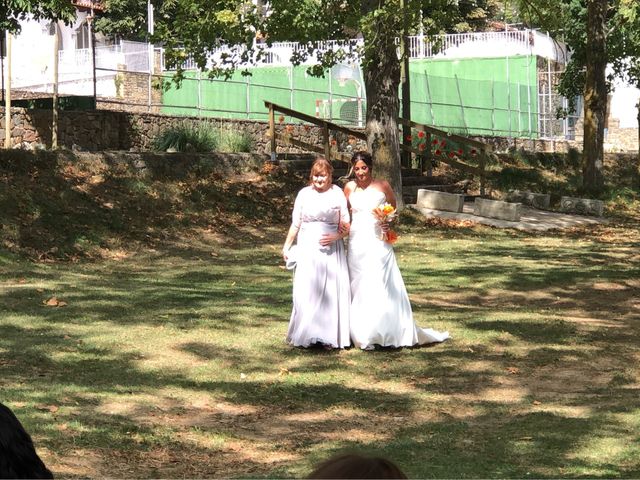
282;224;299;259
283;189;304;259
380;180;397;209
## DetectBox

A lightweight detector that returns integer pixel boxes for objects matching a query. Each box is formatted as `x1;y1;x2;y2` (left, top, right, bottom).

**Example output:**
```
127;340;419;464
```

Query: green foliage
214;126;254;153
0;0;75;33
95;0;148;41
152;123;255;153
152;123;218;153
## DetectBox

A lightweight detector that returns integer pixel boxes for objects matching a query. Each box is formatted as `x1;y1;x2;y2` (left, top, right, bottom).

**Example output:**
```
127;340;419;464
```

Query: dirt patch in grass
0;150;305;261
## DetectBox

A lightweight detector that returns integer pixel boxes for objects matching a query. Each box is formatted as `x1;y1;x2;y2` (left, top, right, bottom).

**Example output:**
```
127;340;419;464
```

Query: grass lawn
2;216;639;478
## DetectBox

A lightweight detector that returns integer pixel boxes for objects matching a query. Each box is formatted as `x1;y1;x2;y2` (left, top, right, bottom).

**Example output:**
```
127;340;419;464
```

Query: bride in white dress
344;151;449;350
282;158;351;349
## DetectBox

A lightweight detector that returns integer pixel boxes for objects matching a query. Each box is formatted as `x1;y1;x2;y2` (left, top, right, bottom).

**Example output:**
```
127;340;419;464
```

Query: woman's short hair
351;151;373;169
309;157;334;184
307;453;407;479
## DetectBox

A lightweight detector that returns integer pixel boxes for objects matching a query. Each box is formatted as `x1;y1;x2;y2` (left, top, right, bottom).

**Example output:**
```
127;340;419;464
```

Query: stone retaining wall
0;107;357;154
0;106;637;156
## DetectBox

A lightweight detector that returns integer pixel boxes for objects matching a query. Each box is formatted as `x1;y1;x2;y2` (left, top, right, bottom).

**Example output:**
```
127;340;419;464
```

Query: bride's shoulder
343;180;357;193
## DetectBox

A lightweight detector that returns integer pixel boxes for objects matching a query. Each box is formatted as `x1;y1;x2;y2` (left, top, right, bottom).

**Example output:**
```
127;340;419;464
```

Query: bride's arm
380;180;397;209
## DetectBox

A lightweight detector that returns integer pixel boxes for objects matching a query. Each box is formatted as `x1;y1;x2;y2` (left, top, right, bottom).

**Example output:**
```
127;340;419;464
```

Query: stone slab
560;196;604;216
410;202;608;231
505;190;551;209
416;189;464;213
474;198;522;222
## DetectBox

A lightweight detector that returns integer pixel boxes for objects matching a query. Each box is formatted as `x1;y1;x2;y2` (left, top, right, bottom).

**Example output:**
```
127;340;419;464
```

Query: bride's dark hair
351;151;373;169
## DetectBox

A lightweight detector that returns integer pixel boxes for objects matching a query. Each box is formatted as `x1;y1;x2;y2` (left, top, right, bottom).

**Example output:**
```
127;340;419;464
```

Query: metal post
323;122;331;160
526;48;532;137
328;71;333;121
197;70;202;117
424;70;435;125
246;73;251;119
547;58;552;137
4;32;11;148
517;81;521;135
454;74;468;133
268;104;276;162
491;78;495;133
290;64;294;110
147;0;154;112
399;0;412;168
52;21;59;149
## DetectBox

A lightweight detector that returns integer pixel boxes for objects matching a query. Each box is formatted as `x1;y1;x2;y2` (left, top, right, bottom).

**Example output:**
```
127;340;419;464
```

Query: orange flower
382;204;395;215
386;230;399;244
418;143;426;151
304;125;311;131
285;125;294;132
278;115;285;123
330;139;337;146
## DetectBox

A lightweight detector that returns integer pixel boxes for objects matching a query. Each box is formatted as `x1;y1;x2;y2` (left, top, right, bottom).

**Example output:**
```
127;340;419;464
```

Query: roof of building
71;0;105;12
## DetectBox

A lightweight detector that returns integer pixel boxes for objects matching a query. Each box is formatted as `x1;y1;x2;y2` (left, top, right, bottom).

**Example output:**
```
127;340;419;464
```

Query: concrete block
560;196;604;216
506;190;550;209
474;198;522;222
416;189;464;212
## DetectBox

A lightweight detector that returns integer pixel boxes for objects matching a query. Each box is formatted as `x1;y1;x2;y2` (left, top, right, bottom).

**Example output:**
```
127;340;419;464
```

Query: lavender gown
287;185;351;348
348;188;449;349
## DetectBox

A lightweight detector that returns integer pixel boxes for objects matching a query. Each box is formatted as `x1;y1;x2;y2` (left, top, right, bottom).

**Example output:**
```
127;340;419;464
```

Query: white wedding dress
348;187;450;349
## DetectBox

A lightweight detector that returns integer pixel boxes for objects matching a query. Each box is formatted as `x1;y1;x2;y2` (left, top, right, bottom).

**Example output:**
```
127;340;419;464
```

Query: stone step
416;189;465;212
473;198;522;222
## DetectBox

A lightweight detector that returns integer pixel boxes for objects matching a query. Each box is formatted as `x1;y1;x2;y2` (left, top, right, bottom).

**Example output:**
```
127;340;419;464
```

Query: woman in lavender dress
282;157;351;349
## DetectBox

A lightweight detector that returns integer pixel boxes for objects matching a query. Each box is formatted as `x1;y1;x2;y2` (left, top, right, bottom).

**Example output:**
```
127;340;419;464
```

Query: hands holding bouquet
372;203;398;244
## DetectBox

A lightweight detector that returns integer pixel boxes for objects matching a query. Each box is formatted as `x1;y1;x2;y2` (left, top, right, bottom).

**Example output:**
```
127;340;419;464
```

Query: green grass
2;220;640;478
2;149;640;477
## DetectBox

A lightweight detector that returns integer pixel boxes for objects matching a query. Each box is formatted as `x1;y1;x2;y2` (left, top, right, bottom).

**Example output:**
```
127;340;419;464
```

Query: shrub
215;126;255;153
153;122;218;153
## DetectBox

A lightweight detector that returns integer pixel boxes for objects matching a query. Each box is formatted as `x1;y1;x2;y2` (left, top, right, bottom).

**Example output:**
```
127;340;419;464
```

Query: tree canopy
97;0;502;206
0;0;75;33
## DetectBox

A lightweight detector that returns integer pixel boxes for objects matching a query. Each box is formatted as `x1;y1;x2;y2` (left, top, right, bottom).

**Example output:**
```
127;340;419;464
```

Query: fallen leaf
507;367;520;374
532;400;541;405
44;297;59;306
17;278;26;284
43;297;67;307
278;368;290;376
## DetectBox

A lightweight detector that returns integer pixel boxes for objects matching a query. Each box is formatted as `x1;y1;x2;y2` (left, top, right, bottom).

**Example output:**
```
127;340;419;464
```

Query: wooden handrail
264;101;367;139
400;143;481;175
265;100;490;195
398;117;492;152
265;100;365;164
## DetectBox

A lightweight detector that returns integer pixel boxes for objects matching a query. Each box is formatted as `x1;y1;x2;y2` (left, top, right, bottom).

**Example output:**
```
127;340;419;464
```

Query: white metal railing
161;29;564;71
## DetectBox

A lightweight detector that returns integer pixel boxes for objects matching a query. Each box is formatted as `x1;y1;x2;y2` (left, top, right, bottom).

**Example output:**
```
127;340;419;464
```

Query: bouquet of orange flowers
372;203;398;244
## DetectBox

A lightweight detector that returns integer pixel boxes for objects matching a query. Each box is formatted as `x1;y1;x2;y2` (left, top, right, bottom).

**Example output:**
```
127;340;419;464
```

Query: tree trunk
637;99;640;188
361;1;403;208
582;0;607;192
